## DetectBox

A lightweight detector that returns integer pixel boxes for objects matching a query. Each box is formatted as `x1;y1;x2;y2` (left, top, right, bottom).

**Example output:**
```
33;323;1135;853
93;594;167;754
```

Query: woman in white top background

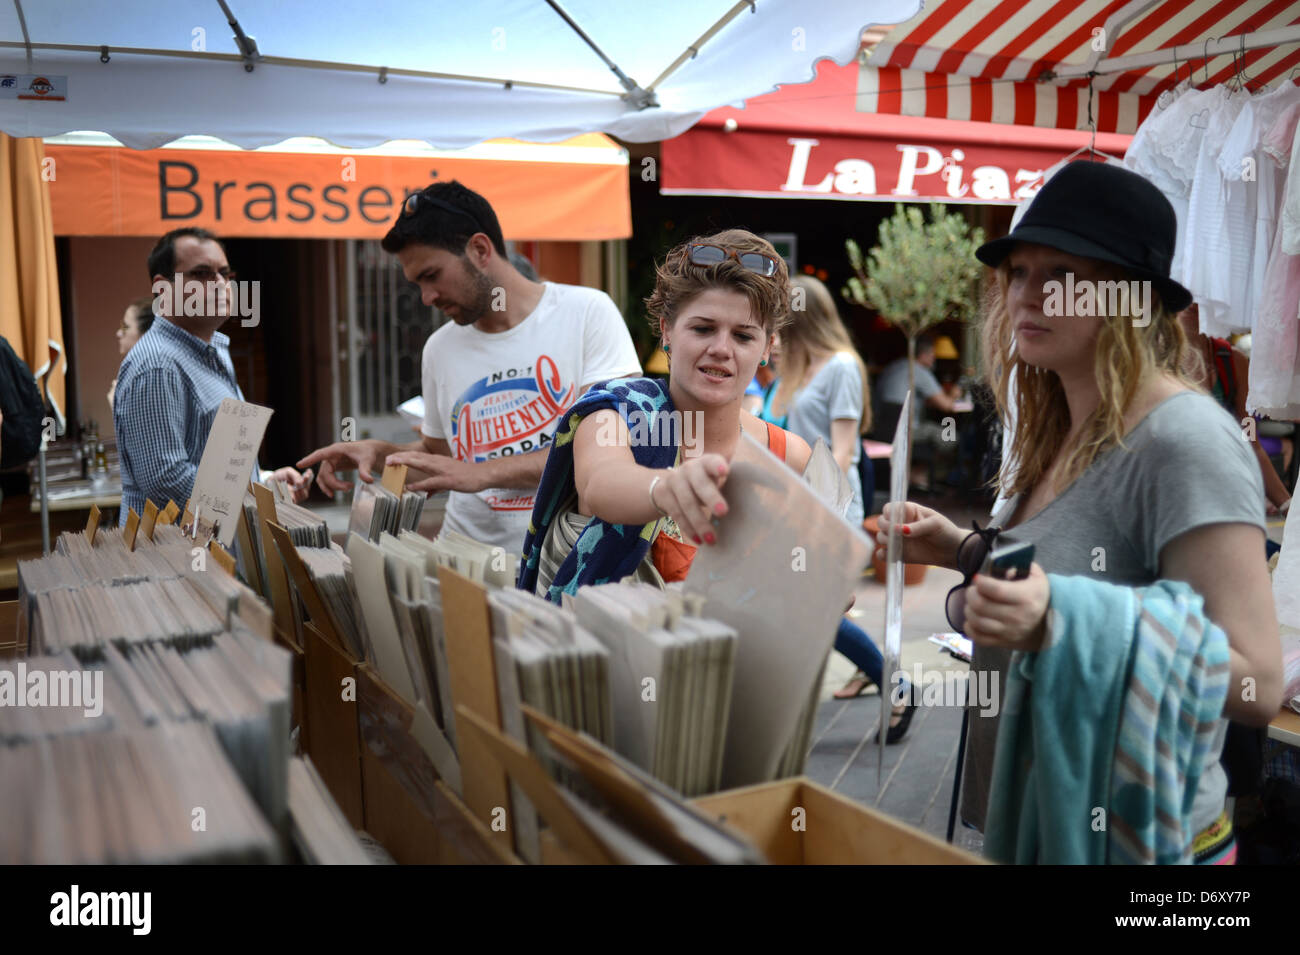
766;274;872;524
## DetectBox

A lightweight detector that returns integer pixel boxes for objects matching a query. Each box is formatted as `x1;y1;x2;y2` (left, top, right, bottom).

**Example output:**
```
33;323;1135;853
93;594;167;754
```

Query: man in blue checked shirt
113;228;311;522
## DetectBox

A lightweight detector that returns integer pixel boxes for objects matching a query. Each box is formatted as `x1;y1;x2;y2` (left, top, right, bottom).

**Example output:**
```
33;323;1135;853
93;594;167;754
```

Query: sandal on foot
884;701;917;745
833;671;875;699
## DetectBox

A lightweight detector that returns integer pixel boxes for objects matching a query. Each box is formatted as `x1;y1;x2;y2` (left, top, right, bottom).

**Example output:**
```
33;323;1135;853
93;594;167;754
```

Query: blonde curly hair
981;259;1198;496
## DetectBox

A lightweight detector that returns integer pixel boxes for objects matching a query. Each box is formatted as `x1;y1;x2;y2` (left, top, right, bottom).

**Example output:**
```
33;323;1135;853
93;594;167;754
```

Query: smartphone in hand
982;541;1035;580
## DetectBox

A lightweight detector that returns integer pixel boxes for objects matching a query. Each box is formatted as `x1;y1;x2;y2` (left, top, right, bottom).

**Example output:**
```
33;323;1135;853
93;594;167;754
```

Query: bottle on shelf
79;420;93;479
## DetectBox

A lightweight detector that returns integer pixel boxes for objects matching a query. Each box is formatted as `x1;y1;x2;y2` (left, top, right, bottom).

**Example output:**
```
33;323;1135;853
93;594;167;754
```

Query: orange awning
43;133;630;241
0;133;64;425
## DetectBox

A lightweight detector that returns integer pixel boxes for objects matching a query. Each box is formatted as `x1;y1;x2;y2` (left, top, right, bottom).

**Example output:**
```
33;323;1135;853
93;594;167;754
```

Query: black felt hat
975;161;1192;313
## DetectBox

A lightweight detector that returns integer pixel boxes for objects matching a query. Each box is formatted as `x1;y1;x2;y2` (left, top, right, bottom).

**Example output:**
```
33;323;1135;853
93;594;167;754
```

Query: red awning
661;58;1130;204
859;0;1300;134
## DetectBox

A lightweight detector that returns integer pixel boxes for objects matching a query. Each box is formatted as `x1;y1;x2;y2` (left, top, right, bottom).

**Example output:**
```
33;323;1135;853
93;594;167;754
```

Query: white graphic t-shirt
421;281;641;555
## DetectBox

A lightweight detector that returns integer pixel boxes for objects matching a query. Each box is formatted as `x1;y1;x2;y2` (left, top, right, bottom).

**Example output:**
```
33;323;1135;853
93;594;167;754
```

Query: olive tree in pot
842;202;985;486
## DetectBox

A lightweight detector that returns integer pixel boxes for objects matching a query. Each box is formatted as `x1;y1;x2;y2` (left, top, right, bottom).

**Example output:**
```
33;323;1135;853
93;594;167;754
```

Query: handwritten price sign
190;398;274;547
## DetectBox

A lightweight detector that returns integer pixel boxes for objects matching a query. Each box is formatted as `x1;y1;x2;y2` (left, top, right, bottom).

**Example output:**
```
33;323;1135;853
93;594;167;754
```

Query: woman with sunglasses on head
520;230;915;739
878;162;1282;863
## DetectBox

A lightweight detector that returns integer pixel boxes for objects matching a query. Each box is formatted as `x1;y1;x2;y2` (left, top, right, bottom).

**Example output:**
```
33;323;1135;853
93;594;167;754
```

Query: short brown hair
645;229;790;337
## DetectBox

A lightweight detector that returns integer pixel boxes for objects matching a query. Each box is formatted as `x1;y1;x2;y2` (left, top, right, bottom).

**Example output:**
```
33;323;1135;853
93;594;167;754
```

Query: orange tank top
651;421;788;582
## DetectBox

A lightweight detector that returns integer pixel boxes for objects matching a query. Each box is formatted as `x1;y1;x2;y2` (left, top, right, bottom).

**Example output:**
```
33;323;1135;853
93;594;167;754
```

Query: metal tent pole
38;436;50;555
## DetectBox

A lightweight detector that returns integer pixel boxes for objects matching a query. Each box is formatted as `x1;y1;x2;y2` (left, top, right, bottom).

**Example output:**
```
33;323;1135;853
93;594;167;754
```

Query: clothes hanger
1158;48;1189;108
1183;37;1220;129
1230;35;1265;94
1058;76;1121;164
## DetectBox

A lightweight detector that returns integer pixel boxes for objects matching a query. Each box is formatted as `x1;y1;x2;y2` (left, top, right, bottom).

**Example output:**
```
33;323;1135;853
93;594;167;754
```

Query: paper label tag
124;508;140;552
142;500;160;541
85;504;101;545
190;398;273;547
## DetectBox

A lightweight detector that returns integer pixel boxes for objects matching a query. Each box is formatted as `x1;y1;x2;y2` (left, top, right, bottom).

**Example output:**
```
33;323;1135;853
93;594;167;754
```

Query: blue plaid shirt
113;317;244;523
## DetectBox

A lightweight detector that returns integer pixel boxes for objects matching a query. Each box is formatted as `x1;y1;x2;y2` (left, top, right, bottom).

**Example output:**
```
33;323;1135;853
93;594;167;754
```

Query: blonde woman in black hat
878;161;1282;863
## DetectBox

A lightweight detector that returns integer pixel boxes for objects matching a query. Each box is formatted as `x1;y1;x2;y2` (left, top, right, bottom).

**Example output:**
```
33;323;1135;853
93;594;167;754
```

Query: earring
759;358;768;367
662;344;670;353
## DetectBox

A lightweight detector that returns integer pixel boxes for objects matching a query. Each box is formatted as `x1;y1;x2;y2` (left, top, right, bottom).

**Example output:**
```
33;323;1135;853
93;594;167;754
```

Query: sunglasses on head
686;243;779;277
398;191;484;234
944;521;1001;635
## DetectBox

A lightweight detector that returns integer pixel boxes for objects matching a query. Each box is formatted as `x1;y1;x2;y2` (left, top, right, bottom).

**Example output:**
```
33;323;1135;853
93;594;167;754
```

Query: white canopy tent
0;0;920;149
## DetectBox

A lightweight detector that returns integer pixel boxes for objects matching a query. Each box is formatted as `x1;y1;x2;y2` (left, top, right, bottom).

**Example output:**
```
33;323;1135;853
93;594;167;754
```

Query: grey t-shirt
960;391;1265;837
875;358;941;428
785;353;865;524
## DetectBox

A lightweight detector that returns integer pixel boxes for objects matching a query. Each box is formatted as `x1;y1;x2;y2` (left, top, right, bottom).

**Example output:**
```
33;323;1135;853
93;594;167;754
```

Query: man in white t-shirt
299;180;640;555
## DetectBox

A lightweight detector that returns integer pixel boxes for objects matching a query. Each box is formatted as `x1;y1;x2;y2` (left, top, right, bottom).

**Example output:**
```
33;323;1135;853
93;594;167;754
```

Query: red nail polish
692;535;701;545
901;526;911;536
704;532;716;545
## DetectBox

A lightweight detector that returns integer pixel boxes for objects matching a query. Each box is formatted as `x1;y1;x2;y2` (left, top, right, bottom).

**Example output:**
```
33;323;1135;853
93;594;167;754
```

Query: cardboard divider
357;666;441;818
523;703;718;864
255;519;372;845
207;539;236;576
538;828;589;865
355;664;520;864
437;566;513;850
258;522;307;741
381;463;408;498
266;521;345;653
690;777;983;865
85;505;101;544
458;705;614;864
258;525;533;866
357;743;440;863
124;508;140;551
141;500;160;542
357;667;443;863
302;620;364;829
431;780;521;865
251;484;295;641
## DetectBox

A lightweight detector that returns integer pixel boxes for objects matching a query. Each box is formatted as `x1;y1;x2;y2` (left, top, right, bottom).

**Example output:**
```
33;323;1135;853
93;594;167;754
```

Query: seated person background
874;334;962;488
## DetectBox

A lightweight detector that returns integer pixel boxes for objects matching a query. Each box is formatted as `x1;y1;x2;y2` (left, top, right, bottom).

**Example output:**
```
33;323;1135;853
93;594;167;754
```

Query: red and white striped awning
859;0;1300;134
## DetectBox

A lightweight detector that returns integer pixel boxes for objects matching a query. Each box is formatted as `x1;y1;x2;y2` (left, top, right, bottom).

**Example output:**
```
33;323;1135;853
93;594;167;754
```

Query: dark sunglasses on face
399;191;485;234
944;521;1002;635
686;243;780;277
